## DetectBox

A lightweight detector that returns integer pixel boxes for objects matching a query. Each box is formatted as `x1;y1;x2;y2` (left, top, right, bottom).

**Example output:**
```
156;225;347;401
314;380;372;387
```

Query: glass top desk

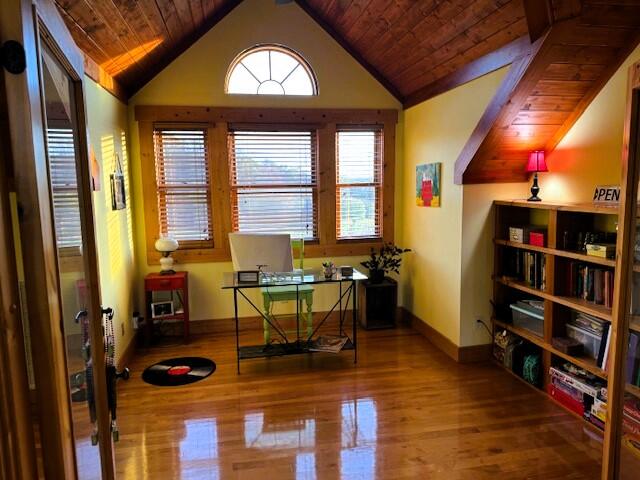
221;269;367;373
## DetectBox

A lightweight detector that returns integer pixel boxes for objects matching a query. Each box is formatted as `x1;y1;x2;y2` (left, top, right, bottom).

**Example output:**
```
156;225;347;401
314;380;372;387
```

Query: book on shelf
596;323;612;371
505;250;546;290
560;261;614;307
626;332;640;386
549;363;608;428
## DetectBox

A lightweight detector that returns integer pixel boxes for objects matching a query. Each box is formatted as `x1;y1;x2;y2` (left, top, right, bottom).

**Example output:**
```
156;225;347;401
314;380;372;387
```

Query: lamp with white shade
155;237;179;274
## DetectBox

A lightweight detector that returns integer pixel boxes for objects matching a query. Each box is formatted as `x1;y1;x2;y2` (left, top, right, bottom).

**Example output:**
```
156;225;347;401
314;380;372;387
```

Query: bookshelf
492;200;618;438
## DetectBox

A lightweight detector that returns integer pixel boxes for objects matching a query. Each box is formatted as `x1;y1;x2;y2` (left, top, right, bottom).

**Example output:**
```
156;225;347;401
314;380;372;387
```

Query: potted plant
361;243;411;284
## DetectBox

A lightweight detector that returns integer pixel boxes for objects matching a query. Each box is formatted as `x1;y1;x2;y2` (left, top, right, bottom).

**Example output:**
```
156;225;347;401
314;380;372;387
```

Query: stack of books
548;363;608;430
623;397;640;457
559;262;614;307
505;250;546;290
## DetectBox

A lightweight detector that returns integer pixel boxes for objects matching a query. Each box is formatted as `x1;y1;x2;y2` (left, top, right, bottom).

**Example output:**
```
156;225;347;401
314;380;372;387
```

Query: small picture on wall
110;153;126;211
416;162;441;207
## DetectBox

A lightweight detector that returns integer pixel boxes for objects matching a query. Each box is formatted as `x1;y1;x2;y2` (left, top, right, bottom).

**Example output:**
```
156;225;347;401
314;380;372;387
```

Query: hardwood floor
113;325;602;479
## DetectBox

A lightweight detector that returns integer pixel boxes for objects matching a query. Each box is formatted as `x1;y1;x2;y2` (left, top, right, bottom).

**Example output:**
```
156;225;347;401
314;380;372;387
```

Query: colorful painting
416;162;441;207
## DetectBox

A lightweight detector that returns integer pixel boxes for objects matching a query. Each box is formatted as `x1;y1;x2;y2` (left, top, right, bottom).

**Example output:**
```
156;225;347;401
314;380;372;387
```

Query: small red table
144;271;189;344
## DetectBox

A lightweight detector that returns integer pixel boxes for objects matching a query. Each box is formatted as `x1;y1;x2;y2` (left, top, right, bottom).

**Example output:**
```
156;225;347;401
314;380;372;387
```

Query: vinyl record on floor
142;357;216;387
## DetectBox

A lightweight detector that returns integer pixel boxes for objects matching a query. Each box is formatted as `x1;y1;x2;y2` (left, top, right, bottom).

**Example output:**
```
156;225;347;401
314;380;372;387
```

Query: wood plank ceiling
55;0;529;99
456;0;640;184
54;0;242;97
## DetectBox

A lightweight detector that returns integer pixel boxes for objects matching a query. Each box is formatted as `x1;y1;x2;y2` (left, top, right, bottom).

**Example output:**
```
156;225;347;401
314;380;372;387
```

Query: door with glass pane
607;60;640;480
1;1;115;478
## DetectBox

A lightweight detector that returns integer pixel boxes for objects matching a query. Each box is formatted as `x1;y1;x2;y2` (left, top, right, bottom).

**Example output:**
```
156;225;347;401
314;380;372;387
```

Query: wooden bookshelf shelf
495;276;612;321
495;276;550;299
492;358;604;437
627;384;640;399
494;239;616;268
630;318;640;334
552;296;612;322
492;318;608;380
493;199;620;215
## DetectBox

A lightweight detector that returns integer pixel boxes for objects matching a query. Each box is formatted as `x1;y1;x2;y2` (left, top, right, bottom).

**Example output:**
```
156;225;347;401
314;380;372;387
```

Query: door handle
74;309;88;323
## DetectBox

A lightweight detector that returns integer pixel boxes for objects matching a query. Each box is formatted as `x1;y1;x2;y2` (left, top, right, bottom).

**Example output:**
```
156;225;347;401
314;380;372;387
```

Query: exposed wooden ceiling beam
454;36;545;184
403;35;533;109
127;0;244;96
455;5;640;185
522;0;552;43
293;0;404;103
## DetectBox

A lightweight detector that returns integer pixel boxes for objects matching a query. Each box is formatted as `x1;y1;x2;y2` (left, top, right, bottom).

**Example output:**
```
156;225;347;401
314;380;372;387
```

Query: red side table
144;271;189;344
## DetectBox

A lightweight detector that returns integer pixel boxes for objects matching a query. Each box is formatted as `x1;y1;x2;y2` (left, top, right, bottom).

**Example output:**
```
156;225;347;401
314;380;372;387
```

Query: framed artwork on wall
110;153;126;210
416;162;441;207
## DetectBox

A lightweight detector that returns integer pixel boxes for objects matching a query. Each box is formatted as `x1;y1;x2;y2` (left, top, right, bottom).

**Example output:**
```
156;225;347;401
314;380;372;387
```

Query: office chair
261;239;313;344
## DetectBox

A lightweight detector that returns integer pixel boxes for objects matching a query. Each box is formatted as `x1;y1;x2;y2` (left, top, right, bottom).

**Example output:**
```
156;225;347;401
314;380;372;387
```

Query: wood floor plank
105;325;601;479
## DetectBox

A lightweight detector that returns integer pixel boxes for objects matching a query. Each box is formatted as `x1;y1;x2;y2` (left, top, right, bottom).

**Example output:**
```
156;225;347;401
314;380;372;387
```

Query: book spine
627;332;639;385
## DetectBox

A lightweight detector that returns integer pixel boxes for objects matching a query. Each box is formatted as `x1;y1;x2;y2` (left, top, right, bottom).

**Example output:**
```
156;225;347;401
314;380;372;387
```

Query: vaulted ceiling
54;0;640;184
54;0;529;100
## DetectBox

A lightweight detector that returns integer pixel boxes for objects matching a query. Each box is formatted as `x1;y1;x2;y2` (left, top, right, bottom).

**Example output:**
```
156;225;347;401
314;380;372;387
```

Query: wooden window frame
136;106;397;264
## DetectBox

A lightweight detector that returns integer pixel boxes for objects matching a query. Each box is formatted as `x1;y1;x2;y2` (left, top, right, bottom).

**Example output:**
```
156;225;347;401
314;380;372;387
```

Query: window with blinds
153;127;213;248
228;128;318;239
48;128;82;250
336;128;383;239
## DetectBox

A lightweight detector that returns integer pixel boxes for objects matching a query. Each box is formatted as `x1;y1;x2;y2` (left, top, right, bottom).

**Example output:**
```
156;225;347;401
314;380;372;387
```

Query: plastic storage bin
566;323;601;360
510;302;544;337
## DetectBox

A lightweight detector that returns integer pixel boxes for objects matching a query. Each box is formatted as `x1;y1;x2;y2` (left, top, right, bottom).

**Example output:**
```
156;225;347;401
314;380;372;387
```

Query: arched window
225;44;318;96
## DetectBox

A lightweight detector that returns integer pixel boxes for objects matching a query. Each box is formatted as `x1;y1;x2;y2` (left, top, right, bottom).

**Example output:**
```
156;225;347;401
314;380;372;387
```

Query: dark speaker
358;278;398;329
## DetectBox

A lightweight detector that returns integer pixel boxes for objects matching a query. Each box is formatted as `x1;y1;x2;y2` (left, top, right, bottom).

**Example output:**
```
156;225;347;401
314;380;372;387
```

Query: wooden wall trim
293;0;404;102
82;54;127;103
403;36;533;109
399;307;491;364
134;105;398;125
137;107;397;265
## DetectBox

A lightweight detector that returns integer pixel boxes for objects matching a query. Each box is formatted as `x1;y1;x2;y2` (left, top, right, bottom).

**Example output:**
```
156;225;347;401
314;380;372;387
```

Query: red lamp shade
526;150;548;173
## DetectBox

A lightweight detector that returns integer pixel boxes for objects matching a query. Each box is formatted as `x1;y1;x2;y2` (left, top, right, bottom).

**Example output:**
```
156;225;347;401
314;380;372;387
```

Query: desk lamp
155;237;179;274
526;150;548;202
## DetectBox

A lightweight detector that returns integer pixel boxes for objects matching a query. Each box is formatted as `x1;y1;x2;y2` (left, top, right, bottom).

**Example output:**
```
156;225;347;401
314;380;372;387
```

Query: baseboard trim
117;333;137;371
399;307;490;363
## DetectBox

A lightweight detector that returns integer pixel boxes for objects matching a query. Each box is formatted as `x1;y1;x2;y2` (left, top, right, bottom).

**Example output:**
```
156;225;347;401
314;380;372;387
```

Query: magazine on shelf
309;335;349;353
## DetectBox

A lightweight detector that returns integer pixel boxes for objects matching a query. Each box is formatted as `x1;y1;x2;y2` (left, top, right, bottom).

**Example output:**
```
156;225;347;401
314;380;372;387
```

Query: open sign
593;185;620;205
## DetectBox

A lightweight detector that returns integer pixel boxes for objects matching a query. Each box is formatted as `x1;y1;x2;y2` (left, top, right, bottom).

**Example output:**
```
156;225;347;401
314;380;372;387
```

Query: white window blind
48;128;82;250
153;127;213;248
228;128;318;239
336;128;383;239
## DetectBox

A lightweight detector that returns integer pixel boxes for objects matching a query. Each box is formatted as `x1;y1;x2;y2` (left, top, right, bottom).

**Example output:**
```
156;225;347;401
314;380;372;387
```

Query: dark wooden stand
358;277;397;329
144;271;189;345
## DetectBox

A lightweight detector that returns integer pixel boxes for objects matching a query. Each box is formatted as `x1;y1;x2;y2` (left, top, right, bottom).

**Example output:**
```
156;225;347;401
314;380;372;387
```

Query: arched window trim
225;44;319;96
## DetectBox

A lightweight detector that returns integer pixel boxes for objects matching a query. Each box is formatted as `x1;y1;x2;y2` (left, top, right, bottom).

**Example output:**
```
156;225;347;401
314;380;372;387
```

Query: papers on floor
308;335;348;353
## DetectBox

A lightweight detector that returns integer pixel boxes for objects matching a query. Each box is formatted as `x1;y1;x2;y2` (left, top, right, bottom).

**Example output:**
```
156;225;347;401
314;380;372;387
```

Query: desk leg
353;280;357;364
234;289;240;374
296;285;300;345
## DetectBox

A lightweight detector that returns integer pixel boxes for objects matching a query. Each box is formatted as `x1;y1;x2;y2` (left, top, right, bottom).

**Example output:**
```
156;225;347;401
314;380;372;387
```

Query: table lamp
155;237;179;274
526;150;548;202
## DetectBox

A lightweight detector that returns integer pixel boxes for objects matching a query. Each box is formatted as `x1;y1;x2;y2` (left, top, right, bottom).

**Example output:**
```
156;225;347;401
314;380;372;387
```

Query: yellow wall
541;44;640;203
400;68;508;345
128;0;401;321
85;78;136;365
